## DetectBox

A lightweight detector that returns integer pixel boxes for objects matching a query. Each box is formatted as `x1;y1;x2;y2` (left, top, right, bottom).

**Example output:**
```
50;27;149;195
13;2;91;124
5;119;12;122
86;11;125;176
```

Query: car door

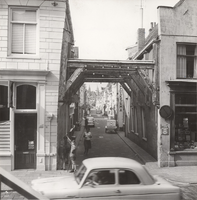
79;169;120;200
117;169;158;200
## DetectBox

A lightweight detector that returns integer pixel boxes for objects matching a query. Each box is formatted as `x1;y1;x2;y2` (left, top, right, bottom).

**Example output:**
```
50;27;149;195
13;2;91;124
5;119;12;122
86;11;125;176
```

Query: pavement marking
99;136;103;138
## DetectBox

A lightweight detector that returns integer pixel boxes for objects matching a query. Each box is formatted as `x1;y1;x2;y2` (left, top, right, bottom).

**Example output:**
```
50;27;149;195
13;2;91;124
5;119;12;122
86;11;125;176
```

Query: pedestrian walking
84;126;92;155
85;116;88;129
67;135;77;172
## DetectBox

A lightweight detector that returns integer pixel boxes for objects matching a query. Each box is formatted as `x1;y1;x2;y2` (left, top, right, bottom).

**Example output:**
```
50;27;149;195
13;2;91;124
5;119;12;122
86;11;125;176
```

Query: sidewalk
1;127;85;192
118;131;197;185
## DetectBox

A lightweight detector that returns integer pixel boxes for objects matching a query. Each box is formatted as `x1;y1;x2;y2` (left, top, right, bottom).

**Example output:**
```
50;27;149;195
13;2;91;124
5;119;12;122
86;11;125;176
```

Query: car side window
85;169;115;185
98;170;115;185
118;170;140;185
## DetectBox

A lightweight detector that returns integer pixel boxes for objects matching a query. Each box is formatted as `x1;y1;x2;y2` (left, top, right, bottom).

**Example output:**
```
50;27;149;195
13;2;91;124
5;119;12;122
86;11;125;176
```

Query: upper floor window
177;44;197;79
9;8;38;56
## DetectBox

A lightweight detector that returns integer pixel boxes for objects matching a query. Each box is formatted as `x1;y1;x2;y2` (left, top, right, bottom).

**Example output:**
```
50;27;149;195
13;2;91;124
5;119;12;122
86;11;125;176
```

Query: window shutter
25;24;36;54
12;24;23;54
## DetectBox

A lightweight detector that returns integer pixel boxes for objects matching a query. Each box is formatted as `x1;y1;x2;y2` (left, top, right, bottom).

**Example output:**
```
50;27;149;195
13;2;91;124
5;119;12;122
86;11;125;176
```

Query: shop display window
174;93;197;150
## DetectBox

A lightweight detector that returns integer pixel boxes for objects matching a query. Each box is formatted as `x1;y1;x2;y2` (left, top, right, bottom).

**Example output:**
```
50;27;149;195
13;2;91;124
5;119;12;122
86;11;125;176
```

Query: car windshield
74;163;87;184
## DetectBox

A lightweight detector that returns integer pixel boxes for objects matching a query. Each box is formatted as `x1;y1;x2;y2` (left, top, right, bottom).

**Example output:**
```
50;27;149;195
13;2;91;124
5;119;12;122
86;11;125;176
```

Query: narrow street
76;111;143;168
75;110;197;200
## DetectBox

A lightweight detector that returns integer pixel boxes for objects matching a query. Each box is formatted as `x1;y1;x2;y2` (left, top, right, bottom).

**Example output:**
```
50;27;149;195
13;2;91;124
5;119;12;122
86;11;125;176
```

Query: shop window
174;93;197;150
0;86;9;121
9;8;38;56
16;85;36;109
177;44;197;79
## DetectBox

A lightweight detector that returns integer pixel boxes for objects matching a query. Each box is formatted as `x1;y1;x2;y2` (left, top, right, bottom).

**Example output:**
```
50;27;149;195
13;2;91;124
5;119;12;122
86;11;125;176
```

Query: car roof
83;157;141;170
83;157;155;185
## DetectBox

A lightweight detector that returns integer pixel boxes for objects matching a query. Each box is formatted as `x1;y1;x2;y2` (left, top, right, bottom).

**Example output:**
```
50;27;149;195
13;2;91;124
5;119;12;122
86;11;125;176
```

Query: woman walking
84;127;92;155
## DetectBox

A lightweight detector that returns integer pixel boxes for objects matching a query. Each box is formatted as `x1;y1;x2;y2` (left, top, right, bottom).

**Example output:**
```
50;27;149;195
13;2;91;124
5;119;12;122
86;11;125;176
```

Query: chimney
137;28;145;52
149;22;156;33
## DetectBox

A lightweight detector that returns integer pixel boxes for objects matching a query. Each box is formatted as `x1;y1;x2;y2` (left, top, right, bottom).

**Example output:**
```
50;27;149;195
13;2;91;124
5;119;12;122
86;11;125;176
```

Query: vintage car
105;118;117;133
96;109;102;114
87;116;95;127
31;157;180;200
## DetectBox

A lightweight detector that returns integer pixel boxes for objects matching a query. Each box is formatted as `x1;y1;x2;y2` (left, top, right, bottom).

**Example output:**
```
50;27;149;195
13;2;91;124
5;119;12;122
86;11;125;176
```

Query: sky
69;0;179;90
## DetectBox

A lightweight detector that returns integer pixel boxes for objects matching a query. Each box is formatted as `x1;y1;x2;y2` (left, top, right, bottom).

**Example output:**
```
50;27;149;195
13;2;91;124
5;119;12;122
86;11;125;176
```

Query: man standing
58;136;70;170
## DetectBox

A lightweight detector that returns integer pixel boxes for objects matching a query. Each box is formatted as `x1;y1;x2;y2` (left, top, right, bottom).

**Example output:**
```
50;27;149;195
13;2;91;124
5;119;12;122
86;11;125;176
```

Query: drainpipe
47;113;54;170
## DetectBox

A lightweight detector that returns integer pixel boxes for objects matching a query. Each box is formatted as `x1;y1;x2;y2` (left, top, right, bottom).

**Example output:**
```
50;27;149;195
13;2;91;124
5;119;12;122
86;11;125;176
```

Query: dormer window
177;44;197;79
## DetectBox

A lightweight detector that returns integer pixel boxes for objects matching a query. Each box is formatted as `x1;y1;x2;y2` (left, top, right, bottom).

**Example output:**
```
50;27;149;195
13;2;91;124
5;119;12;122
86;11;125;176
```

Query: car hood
31;173;79;193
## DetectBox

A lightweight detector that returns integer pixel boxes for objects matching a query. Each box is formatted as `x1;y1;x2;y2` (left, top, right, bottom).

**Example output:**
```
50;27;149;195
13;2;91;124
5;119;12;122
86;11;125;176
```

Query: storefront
167;81;197;166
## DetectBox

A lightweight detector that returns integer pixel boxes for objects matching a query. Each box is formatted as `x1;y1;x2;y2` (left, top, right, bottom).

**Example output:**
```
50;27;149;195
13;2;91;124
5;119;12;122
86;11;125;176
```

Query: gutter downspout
47;113;54;170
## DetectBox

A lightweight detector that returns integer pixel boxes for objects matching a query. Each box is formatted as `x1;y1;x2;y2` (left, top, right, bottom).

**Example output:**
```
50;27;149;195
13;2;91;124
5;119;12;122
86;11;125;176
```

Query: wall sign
159;105;173;120
161;125;169;135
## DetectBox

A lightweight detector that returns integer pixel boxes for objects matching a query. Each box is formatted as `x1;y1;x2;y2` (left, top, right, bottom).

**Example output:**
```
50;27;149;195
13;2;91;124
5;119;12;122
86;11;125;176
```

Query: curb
117;132;145;165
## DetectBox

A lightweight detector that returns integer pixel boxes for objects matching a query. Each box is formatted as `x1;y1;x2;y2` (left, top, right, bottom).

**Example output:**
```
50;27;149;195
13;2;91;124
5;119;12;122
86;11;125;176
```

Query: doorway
14;113;37;169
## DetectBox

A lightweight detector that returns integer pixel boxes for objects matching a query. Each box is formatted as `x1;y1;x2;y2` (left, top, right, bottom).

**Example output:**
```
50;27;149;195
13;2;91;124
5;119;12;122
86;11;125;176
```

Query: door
14;113;37;169
79;169;119;200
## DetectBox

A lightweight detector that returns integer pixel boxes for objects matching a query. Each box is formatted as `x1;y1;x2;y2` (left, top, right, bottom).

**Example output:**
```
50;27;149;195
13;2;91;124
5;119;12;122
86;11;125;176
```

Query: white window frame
177;43;197;79
8;7;39;58
14;83;38;113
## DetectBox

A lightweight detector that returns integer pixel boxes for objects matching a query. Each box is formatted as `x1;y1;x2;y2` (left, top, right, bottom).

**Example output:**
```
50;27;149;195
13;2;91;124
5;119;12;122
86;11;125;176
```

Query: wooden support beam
123;78;137;96
85;78;123;82
59;68;83;101
130;73;146;95
68;59;154;70
0;167;49;200
120;82;131;97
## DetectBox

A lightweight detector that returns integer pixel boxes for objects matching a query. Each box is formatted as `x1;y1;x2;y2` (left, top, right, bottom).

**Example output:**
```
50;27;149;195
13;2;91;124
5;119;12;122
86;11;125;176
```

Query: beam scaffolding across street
63;59;155;102
68;59;155;70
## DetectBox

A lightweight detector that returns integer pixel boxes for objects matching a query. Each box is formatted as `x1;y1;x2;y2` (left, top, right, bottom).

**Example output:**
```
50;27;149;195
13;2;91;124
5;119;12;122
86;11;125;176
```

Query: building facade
0;0;73;170
158;0;197;166
126;0;197;167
